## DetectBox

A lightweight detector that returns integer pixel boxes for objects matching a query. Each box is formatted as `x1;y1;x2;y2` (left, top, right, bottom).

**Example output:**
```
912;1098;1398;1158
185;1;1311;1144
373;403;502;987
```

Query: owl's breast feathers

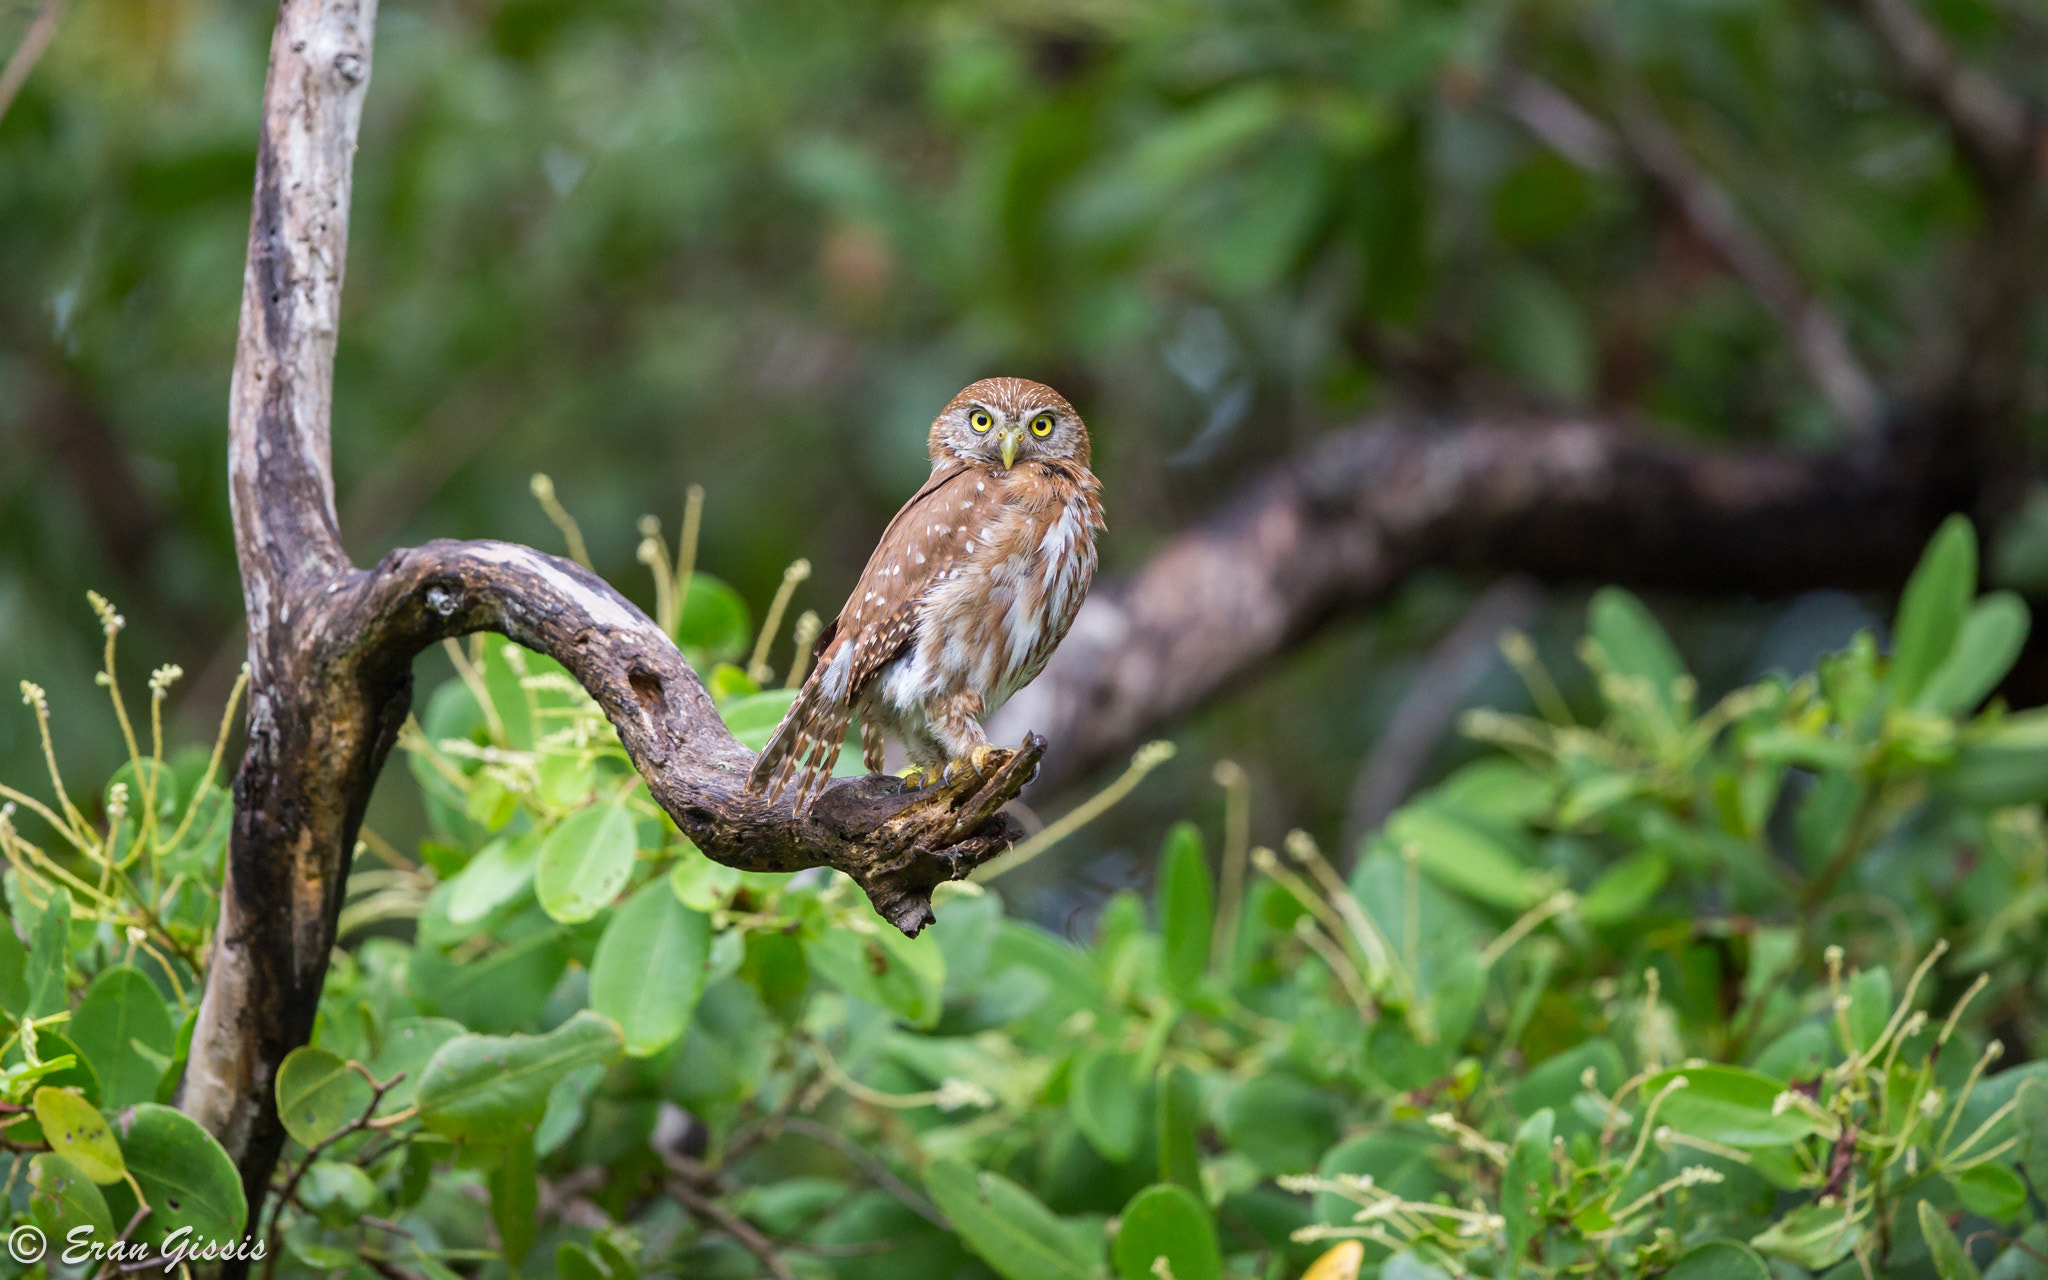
746;455;1102;809
820;457;1102;706
906;460;1103;703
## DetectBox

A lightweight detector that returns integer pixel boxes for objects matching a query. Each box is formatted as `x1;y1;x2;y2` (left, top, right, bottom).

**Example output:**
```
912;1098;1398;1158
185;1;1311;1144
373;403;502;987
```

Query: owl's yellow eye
969;409;993;433
1031;413;1055;438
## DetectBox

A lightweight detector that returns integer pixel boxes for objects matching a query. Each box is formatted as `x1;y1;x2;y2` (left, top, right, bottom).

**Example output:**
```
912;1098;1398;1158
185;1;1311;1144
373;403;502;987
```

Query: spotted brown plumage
748;377;1104;814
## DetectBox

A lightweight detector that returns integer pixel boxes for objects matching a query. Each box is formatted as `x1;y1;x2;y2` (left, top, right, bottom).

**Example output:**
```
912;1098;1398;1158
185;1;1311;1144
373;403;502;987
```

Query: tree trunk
183;1;1042;1254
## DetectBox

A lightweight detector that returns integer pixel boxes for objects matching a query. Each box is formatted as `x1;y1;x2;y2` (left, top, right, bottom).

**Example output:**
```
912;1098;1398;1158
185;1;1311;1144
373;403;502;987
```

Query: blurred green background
1;0;2036;930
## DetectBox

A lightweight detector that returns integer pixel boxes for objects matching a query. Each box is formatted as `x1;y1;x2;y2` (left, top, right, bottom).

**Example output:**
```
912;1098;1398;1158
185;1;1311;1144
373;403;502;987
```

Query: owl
748;377;1104;815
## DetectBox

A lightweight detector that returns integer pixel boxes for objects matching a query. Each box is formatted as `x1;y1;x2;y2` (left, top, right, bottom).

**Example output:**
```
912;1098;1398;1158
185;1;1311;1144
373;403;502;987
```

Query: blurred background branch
991;409;1972;791
1501;68;1885;438
0;0;59;126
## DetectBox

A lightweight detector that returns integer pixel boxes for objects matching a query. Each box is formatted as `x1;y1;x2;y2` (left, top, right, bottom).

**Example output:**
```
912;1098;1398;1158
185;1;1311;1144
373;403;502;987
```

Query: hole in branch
424;584;459;617
629;667;666;713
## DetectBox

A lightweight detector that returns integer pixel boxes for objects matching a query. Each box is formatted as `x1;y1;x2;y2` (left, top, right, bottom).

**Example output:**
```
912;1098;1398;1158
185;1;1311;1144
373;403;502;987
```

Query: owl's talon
969;744;1003;776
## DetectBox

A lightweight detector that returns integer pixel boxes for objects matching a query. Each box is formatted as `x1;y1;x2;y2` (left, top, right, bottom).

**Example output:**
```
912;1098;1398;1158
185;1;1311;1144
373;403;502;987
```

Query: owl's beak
999;429;1022;470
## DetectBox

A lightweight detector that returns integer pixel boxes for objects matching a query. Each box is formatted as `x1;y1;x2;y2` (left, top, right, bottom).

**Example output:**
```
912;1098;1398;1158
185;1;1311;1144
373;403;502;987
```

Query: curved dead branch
186;0;1035;1244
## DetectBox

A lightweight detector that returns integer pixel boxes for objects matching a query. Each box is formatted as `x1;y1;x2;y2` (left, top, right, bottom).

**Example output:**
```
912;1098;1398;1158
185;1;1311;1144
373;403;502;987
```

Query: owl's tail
746;663;851;816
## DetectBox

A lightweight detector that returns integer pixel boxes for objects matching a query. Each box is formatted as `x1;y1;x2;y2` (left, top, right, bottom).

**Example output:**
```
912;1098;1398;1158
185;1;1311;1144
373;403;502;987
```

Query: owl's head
929;377;1089;471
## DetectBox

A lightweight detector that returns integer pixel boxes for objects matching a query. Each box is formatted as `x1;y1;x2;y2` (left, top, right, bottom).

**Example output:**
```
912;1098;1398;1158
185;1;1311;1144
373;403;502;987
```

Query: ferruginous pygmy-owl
748;377;1104;814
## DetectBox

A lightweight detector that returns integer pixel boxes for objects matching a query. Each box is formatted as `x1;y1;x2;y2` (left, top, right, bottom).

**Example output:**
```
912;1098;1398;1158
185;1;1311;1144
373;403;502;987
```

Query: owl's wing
747;462;991;810
828;461;991;694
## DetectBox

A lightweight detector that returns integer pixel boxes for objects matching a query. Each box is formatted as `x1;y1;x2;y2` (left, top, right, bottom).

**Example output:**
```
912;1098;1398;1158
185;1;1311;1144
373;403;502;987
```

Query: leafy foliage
3;0;2033;815
5;520;2048;1278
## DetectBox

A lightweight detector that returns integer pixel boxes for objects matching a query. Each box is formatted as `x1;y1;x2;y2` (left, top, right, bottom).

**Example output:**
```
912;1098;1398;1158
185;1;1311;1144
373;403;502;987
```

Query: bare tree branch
0;0;61;128
1502;72;1621;175
992;412;1975;792
1502;69;1886;438
184;0;1038;1254
1834;0;2042;451
663;1163;800;1280
1846;0;2035;183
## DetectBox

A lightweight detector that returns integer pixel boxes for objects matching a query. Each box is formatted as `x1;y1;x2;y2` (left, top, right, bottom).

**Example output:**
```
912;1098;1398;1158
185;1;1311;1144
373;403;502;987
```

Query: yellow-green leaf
34;1087;122;1184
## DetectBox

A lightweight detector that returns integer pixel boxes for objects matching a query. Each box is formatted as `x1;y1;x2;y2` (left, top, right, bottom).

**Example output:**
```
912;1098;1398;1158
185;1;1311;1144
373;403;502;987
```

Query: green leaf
1921;1200;1985;1280
1496;153;1590;246
1315;1129;1441;1227
1157;821;1212;997
535;801;639;924
537;747;596;809
69;965;176;1109
490;1137;539;1267
535;1062;605;1157
1953;1162;2027;1224
670;845;742;912
1892;515;1978;703
1071;1049;1143;1164
804;926;945;1028
1746;728;1859;773
1554;771;1644;827
740;929;810;1022
1644;1065;1820;1148
1846;967;1893;1054
1510;1039;1625;1119
1156;1064;1203;1194
1113;1183;1220;1280
1571;1202;1614;1234
705;662;757;702
286;1224;355;1271
15;1029;100;1112
29;1152;114;1244
409;909;570;1033
1954;1063;2048;1158
1987;1224;2048;1280
1219;1073;1343;1176
26;888;71;1018
417;1010;624;1141
298;1159;380;1229
447;833;542;925
2015;1078;2048;1190
35;1086;122;1183
1921;593;2030;713
1576;849;1668;926
367;1017;466;1114
590;879;710;1057
109;1102;248;1245
1751;1024;1833;1083
1502;1108;1553;1265
1386;807;1548;910
275;1046;372;1148
1751;1201;1863;1269
592;1233;639;1280
676;573;752;661
0;909;29;1017
922;1158;1094;1280
1589;587;1686;713
1665;1240;1771;1280
557;1244;610;1280
720;690;800;751
1485;268;1594;404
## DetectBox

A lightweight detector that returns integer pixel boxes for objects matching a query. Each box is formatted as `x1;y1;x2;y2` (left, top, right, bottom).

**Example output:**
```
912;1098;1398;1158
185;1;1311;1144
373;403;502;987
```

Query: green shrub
5;516;2048;1279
